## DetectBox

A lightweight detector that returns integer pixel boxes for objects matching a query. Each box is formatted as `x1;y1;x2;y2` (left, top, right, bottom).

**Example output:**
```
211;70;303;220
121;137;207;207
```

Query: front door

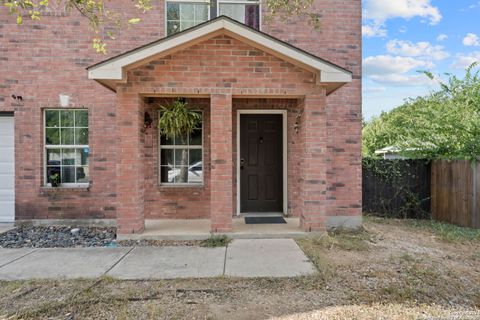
240;114;283;213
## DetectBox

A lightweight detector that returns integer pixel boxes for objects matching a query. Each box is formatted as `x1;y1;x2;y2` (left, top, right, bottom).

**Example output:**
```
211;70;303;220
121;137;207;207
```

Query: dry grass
366;216;480;242
0;218;479;319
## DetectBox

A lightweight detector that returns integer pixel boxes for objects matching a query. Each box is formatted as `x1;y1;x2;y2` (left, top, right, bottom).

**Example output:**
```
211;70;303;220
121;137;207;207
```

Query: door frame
0;112;15;223
236;110;288;216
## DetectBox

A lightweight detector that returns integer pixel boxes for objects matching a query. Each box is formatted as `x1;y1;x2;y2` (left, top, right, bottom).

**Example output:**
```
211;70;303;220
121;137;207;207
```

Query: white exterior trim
164;0;211;38
216;0;262;32
43;108;90;187
236;109;288;216
157;110;205;186
0;115;15;223
88;16;352;89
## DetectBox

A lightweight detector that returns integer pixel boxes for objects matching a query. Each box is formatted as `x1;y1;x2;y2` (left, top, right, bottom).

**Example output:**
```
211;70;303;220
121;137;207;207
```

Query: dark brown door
240;114;283;213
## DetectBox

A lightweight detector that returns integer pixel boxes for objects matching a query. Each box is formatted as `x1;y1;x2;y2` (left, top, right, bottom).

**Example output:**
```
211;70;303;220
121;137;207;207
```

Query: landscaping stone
0;226;116;248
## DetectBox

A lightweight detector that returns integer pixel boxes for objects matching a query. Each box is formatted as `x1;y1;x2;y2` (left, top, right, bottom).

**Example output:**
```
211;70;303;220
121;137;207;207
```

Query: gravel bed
0;226;116;248
0;226;203;248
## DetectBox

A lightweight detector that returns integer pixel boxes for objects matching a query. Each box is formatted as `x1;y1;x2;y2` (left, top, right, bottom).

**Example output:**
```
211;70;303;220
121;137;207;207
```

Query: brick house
0;0;362;234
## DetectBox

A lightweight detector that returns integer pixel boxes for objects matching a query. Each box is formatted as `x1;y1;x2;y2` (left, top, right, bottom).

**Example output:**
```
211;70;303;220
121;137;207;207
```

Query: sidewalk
0;239;316;280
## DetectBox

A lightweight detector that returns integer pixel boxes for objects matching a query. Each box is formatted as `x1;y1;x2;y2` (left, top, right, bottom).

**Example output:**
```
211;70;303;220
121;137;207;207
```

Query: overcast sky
362;0;480;120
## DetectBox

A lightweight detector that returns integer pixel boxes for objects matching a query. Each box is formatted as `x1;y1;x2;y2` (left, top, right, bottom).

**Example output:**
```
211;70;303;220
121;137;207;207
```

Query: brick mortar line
103;246;136;276
0;248;40;269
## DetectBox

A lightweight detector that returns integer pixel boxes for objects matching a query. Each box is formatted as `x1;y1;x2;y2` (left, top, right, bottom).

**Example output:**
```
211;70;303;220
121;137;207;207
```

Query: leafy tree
363;63;480;161
2;0;319;53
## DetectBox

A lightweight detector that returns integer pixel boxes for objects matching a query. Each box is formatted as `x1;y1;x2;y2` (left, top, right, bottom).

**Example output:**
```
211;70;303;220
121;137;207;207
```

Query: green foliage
157;99;202;141
264;0;320;29
3;0;320;53
406;219;480;243
363;64;480;160
200;235;231;247
363;159;431;219
49;172;60;187
2;0;153;53
371;216;480;243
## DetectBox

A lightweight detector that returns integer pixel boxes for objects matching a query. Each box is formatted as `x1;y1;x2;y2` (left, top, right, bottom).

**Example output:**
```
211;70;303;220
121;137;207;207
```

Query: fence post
473;161;478;228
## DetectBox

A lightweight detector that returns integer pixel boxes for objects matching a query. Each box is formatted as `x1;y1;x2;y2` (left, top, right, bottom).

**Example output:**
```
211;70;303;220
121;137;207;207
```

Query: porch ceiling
87;16;352;94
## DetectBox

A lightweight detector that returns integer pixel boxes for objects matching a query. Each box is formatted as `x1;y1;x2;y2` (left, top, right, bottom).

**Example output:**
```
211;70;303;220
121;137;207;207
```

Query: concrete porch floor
117;218;310;240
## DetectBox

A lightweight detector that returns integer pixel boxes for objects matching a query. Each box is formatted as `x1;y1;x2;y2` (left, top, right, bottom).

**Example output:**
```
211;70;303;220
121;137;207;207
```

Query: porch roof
87;16;352;94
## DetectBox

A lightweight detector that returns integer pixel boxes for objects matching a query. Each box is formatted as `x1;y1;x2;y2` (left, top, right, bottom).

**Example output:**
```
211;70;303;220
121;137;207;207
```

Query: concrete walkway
0;239;316;280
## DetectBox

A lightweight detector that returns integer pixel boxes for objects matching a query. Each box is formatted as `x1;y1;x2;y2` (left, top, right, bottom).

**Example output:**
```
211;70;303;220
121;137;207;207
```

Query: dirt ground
0;217;479;319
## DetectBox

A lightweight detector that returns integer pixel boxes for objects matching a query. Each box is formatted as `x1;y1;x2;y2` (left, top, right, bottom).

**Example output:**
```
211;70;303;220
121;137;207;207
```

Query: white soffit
87;16;353;93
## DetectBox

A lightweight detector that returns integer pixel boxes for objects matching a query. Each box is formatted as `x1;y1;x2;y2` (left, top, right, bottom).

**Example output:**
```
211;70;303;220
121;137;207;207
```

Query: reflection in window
166;1;209;35
218;0;260;29
44;109;89;185
165;0;261;36
159;113;203;184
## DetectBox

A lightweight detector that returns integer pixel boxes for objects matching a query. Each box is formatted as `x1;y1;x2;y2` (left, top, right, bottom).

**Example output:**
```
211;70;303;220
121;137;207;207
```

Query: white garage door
0;116;14;223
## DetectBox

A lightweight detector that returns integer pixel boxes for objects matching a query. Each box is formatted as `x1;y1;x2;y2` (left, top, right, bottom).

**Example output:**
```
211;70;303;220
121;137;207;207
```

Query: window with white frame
159;112;203;184
217;0;260;29
165;0;260;36
166;0;209;35
44;109;89;186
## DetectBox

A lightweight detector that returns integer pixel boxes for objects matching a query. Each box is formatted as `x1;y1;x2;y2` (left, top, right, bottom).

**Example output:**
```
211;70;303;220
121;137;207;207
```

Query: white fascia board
88;18;352;84
321;72;352;83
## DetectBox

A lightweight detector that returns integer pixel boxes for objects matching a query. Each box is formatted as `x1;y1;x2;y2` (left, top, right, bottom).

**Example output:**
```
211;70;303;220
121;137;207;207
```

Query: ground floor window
159;112;203;185
44;109;89;186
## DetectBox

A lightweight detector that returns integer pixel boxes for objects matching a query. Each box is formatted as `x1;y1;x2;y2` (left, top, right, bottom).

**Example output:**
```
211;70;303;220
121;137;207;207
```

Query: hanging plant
158;99;201;139
157;99;202;183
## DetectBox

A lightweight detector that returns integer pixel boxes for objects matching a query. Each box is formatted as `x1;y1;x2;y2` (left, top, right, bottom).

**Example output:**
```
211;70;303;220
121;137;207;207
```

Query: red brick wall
264;0;363;220
0;0;361;223
0;1;165;220
119;35;323;223
123;35;317;94
143;98;211;219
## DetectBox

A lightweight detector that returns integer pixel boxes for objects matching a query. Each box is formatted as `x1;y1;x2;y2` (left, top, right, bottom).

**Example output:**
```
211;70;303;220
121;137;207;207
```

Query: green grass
200;235;231;247
366;215;480;243
407;219;480;242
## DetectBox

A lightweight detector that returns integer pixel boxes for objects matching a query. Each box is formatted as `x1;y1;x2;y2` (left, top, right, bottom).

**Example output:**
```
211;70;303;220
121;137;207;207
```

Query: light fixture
59;94;70;107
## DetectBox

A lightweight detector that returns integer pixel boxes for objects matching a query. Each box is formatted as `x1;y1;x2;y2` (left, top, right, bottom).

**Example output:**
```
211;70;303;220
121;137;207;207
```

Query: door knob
240;158;245;170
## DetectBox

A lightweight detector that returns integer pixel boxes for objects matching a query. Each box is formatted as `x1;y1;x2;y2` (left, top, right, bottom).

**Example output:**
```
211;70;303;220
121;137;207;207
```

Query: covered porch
87;16;352;235
116;218;305;240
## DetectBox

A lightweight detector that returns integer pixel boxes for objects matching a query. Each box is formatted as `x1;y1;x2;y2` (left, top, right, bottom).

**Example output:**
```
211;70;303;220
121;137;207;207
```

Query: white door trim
0;114;15;223
236;110;288;216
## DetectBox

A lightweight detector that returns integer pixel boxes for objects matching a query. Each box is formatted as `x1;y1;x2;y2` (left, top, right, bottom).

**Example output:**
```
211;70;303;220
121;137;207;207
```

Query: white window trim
43;109;90;188
217;0;261;31
158;111;204;186
165;0;211;37
236;110;287;216
164;0;261;37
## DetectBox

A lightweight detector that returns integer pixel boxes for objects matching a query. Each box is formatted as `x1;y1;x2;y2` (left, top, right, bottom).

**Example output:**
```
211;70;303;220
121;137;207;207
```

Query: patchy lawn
0;217;479;319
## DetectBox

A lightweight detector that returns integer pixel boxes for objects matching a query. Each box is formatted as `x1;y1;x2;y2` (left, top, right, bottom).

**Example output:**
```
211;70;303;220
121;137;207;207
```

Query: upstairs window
166;0;209;35
218;0;260;29
166;0;260;36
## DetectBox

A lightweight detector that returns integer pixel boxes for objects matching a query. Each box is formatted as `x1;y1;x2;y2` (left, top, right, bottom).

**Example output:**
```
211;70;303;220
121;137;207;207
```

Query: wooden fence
363;160;431;219
431;160;480;228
